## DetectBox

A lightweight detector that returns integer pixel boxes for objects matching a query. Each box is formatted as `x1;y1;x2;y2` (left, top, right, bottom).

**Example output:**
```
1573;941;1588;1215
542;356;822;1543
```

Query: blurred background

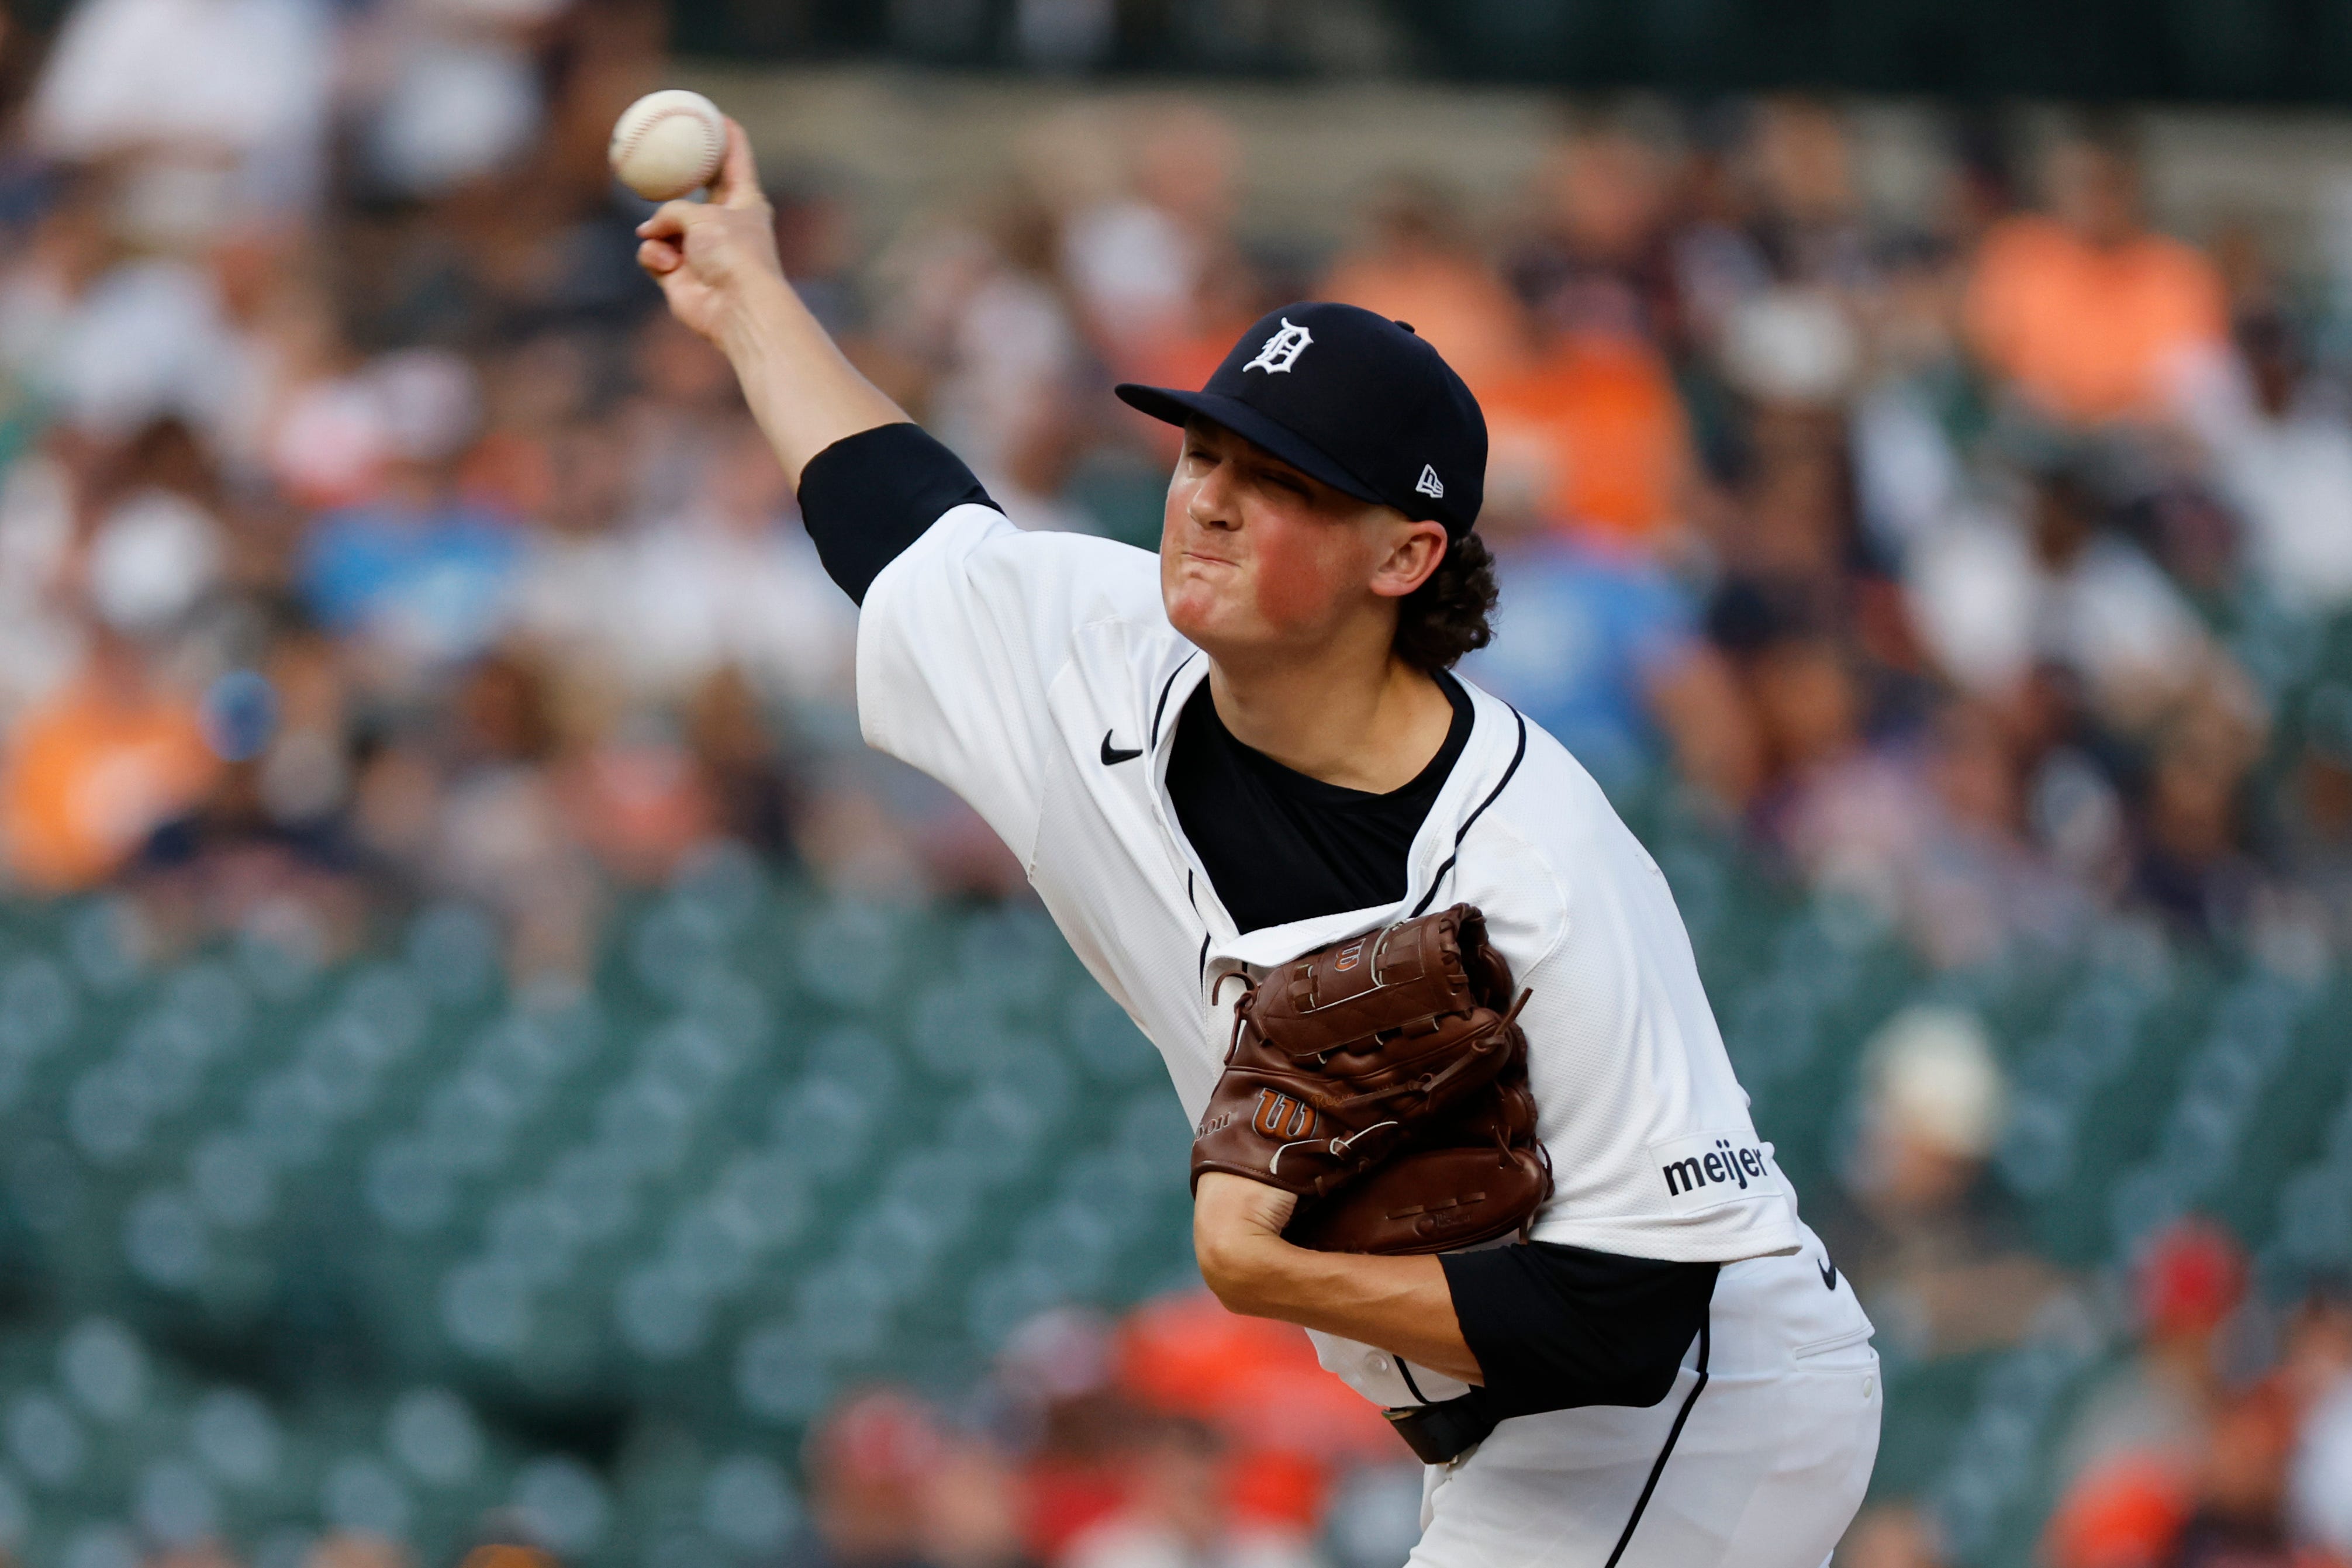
0;2;2347;1566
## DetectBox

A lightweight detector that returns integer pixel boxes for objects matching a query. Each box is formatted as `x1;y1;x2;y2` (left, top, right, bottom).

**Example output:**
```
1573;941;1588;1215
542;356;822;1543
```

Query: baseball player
638;124;1881;1567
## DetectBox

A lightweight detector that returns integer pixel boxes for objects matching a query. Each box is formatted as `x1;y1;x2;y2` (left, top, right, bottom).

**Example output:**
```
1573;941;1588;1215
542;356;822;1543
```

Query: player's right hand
635;118;784;347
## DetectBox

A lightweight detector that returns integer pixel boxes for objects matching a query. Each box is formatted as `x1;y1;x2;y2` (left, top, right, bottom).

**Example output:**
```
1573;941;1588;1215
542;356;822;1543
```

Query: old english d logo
1242;317;1313;374
1252;1089;1317;1140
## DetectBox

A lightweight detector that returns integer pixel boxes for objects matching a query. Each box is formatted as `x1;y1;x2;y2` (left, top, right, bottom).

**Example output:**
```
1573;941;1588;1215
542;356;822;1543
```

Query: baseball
609;89;727;202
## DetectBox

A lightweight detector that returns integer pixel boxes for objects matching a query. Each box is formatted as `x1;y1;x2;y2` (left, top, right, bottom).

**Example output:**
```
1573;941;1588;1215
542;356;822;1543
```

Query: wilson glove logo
1252;1089;1318;1141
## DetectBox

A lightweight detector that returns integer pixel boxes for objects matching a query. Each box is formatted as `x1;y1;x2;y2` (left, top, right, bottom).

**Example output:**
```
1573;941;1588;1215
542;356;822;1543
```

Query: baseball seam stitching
614;105;724;188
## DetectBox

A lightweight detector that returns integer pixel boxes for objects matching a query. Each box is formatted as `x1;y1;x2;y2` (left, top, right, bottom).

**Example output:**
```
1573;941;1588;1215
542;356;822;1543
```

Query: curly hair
1392;530;1500;673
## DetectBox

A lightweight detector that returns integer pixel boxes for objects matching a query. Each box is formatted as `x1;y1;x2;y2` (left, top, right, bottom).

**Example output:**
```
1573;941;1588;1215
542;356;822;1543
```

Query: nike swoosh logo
1100;731;1143;765
1818;1258;1839;1292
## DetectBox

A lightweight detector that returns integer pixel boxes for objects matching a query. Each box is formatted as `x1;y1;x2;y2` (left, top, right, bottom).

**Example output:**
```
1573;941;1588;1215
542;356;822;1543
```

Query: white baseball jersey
860;499;1801;1245
857;502;1879;1563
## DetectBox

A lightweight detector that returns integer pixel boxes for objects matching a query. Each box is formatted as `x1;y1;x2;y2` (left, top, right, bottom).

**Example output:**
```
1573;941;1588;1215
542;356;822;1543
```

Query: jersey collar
1146;657;1530;973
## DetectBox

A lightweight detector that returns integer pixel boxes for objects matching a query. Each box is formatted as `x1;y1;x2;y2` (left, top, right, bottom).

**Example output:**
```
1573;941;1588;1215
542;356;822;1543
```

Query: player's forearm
1197;1228;1484;1387
717;271;909;487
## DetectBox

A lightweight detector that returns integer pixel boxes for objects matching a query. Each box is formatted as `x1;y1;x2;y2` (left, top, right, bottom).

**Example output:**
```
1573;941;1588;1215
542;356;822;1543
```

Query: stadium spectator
2050;1219;2254;1565
0;627;216;892
784;1389;952;1568
1460;453;1701;791
2180;310;2352;617
1820;1005;2067;1358
1482;322;1691;548
1837;1503;1949;1568
1319;172;1526;398
1058;1419;1318;1568
1964;129;2227;427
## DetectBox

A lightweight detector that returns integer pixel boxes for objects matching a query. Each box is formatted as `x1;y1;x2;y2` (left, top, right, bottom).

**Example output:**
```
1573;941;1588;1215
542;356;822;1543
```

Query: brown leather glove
1191;904;1552;1256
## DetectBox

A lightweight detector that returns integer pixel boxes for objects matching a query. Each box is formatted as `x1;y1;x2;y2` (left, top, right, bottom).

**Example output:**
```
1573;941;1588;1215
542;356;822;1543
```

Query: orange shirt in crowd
2044;1452;2192;1568
1484;329;1689;543
1317;250;1528;399
1114;310;1265;463
1965;215;2227;425
1114;1291;1393;1531
0;673;217;893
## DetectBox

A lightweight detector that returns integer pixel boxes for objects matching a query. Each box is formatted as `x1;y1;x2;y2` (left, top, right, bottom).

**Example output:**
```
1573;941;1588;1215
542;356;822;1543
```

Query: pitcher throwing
637;119;1880;1567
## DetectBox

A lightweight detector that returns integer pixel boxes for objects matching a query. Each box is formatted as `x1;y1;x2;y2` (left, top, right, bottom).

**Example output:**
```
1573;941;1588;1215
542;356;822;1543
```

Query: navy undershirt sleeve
795;422;1000;604
1439;1244;1718;1419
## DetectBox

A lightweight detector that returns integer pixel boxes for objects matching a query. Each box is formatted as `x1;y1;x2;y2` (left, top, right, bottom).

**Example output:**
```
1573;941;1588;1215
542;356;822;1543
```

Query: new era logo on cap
1415;464;1444;499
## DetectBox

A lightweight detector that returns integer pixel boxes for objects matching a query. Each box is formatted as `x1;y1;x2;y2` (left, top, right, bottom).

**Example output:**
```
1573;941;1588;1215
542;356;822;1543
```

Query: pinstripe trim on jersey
1601;1313;1711;1568
1408;707;1528;918
1187;870;1210;982
1152;652;1203;749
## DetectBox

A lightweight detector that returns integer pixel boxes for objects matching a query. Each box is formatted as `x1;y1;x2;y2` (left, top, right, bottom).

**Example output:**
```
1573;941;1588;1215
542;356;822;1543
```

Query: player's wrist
713;268;797;369
1194;1224;1302;1317
1191;1174;1307;1314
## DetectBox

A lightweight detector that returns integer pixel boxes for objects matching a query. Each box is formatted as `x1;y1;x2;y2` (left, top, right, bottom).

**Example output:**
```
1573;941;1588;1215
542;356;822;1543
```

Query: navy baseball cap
1115;302;1487;537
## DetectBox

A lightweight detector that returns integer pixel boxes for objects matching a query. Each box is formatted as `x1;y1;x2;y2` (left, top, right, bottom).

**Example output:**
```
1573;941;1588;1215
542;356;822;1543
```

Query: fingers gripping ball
1191;905;1552;1255
610;90;728;202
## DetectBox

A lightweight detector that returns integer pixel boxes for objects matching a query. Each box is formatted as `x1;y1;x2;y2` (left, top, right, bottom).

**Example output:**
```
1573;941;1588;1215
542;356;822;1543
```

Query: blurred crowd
5;0;2352;1563
1826;999;2352;1568
2;0;2351;987
1846;1218;2352;1568
759;1296;1421;1568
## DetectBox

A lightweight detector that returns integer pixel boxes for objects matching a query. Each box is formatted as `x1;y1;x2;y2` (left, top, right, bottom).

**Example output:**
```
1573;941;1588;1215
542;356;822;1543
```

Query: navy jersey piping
1408;707;1528;918
1152;654;1200;750
1187;870;1209;982
1601;1315;1711;1568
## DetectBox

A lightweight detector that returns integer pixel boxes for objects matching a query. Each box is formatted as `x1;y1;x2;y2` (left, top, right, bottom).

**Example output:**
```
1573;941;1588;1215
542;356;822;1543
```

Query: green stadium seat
1011;1198;1118;1298
617;1263;713;1362
321;1452;416;1539
734;1317;834;1424
438;1258;534;1359
122;1189;210;1289
189;1389;284;1493
795;901;912;1012
188;1132;275;1231
965;1260;1066;1351
786;1259;896;1360
11;853;2330;1563
0;1471;26;1560
58;1521;139;1568
8;1389;89;1491
697;1450;800;1556
1063;987;1158;1085
133;1456;219;1549
772;1075;876;1181
838;1196;944;1296
511;1455;612;1557
944;1085;1045;1184
365;1138;457;1234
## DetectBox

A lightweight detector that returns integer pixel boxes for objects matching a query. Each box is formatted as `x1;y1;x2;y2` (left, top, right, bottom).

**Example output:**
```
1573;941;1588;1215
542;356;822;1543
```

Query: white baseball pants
1410;1245;1882;1568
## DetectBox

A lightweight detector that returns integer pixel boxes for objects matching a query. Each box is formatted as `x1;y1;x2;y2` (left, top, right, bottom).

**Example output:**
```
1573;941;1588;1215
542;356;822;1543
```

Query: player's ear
1367;514;1449;601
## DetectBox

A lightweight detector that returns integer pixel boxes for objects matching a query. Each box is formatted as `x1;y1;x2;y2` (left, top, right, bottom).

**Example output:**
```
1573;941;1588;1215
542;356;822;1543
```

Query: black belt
1383;1387;1497;1465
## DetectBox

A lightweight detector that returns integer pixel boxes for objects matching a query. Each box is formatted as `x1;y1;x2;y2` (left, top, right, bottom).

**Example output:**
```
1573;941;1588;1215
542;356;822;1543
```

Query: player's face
1160;420;1447;664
